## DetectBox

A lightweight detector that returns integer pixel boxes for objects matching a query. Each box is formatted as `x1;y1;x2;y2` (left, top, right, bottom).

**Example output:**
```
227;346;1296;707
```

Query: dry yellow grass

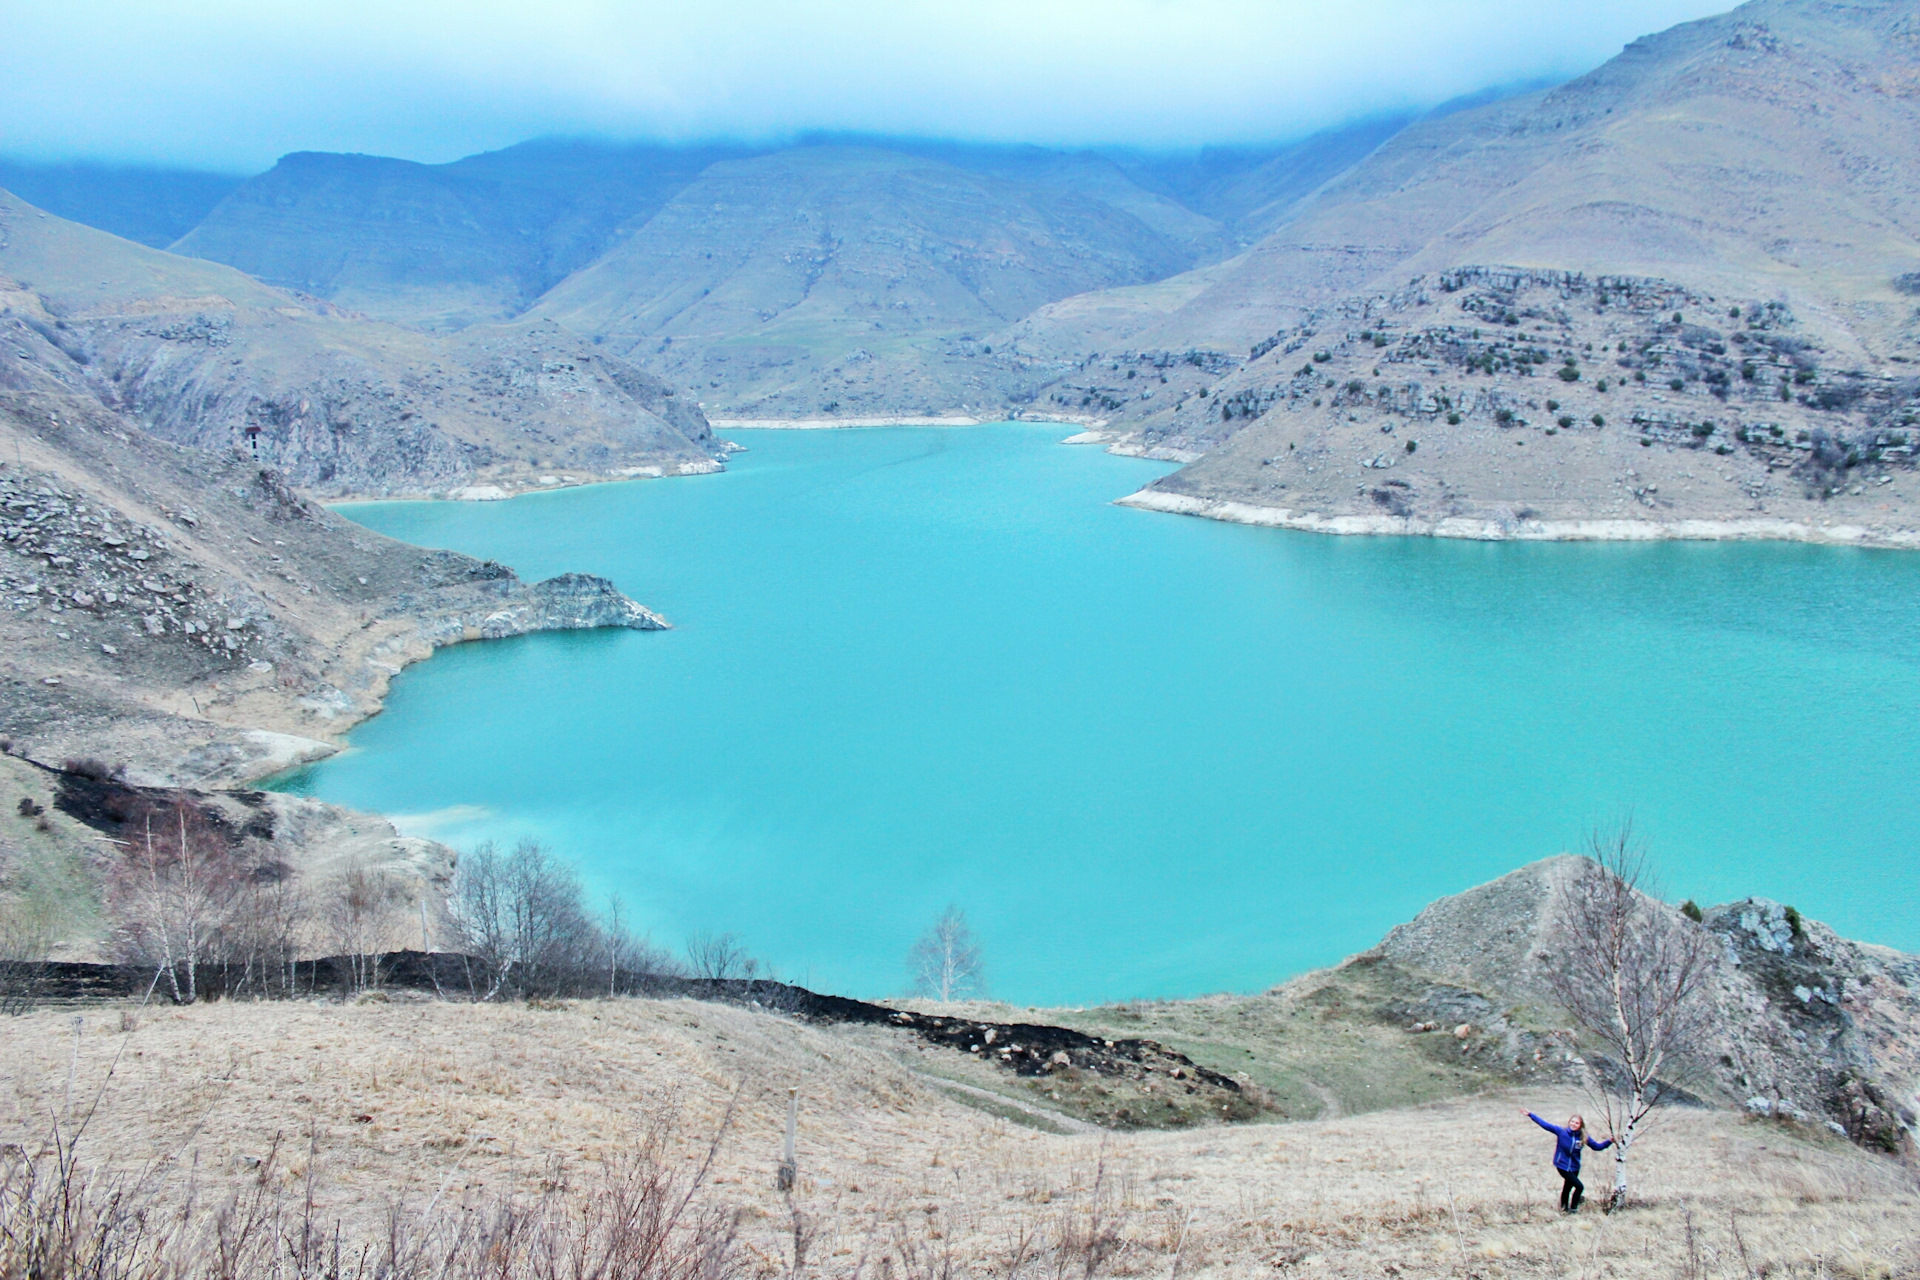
2;995;1914;1278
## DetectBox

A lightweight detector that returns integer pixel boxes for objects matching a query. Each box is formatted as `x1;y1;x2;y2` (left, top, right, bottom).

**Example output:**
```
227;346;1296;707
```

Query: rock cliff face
1374;857;1919;1152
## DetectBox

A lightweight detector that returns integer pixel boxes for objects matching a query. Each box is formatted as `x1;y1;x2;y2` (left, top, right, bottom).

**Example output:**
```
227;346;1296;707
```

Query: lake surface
276;424;1920;1006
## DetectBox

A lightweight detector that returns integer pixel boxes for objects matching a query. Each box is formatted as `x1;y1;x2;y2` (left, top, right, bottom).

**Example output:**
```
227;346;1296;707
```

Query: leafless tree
110;802;240;1003
909;905;984;1003
451;839;664;998
219;868;308;999
1544;820;1715;1210
685;932;759;982
326;859;405;994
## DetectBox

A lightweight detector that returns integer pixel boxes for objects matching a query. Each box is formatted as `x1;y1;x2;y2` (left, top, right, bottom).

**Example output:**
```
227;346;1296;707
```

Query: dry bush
0;1114;741;1280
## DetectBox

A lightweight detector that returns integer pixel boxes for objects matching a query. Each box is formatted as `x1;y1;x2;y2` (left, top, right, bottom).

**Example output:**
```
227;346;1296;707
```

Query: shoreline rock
1117;487;1920;549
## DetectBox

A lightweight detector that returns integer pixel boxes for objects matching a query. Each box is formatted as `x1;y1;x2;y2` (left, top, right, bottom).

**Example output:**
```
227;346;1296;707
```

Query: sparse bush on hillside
451;838;679;1000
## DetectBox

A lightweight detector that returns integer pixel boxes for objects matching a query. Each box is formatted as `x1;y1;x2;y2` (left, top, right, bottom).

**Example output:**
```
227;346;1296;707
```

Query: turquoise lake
276;424;1920;1006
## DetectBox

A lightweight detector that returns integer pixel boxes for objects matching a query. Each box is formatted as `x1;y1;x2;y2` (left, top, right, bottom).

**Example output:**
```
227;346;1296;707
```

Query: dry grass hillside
2;994;1913;1278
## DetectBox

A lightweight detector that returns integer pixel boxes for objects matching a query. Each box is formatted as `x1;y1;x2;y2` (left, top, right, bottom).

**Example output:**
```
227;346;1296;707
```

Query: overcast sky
1;0;1737;171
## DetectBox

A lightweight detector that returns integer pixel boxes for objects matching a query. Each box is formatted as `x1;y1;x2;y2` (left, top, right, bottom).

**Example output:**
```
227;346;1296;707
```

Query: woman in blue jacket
1523;1110;1612;1212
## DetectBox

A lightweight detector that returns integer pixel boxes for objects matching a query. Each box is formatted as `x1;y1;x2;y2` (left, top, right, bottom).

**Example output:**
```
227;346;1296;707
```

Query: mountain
1;190;722;497
1022;0;1920;544
172;140;756;329
0;158;246;249
156;128;1440;418
529;144;1214;418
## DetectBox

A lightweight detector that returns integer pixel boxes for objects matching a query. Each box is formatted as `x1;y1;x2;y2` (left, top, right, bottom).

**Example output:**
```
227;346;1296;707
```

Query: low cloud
1;0;1737;170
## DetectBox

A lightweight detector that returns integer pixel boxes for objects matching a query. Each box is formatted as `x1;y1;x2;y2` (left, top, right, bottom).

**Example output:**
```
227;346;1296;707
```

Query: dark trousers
1558;1170;1585;1212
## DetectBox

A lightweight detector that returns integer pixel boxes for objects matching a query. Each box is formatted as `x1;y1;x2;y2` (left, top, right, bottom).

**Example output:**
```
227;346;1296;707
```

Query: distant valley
5;0;1916;545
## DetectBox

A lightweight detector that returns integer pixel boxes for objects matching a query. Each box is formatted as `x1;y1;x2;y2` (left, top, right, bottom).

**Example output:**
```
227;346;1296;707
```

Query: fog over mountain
4;0;1731;168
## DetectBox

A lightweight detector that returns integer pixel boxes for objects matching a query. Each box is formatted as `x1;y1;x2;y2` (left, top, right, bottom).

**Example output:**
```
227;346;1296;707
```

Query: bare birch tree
1544;822;1715;1210
112;803;239;1003
326;859;402;994
909;905;984;1002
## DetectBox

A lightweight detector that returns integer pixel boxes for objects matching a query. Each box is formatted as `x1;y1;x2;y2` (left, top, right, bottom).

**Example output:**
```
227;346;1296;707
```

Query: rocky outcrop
1110;270;1920;546
1372;857;1920;1152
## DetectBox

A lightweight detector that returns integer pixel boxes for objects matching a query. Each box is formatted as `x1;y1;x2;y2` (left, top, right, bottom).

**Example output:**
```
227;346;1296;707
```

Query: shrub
1681;900;1704;922
1446;412;1462;425
1557;416;1573;428
1592;414;1605;427
1405;439;1417;453
1313;350;1331;363
1597;378;1610;392
15;797;43;818
1347;379;1365;394
1784;905;1803;937
1547;399;1560;411
1691;422;1715;438
1495;409;1515;425
1557;366;1581;382
1669;378;1685;391
62;758;116;781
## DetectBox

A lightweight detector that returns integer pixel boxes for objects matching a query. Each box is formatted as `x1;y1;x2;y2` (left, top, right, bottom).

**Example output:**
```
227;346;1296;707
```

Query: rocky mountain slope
1015;0;1920;361
1;191;723;497
1;277;672;946
1374;856;1918;1153
1014;0;1920;541
1112;267;1919;544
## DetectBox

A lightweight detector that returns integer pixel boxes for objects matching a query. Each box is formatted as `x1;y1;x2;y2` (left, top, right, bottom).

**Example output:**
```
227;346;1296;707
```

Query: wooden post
776;1086;798;1191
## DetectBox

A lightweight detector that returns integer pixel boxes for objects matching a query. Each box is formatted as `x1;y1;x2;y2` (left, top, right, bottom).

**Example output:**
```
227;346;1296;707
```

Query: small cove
276;424;1920;1005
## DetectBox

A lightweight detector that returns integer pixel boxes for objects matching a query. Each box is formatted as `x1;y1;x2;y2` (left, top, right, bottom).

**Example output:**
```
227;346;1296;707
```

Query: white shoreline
708;412;1110;430
1117;488;1920;549
709;415;984;429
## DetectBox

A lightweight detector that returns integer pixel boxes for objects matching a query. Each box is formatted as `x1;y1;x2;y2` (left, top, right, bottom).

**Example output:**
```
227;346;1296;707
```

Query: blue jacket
1530;1113;1611;1173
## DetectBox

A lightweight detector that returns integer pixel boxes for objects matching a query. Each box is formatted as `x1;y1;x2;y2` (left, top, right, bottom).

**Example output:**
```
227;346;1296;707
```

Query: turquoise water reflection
276;425;1920;1004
